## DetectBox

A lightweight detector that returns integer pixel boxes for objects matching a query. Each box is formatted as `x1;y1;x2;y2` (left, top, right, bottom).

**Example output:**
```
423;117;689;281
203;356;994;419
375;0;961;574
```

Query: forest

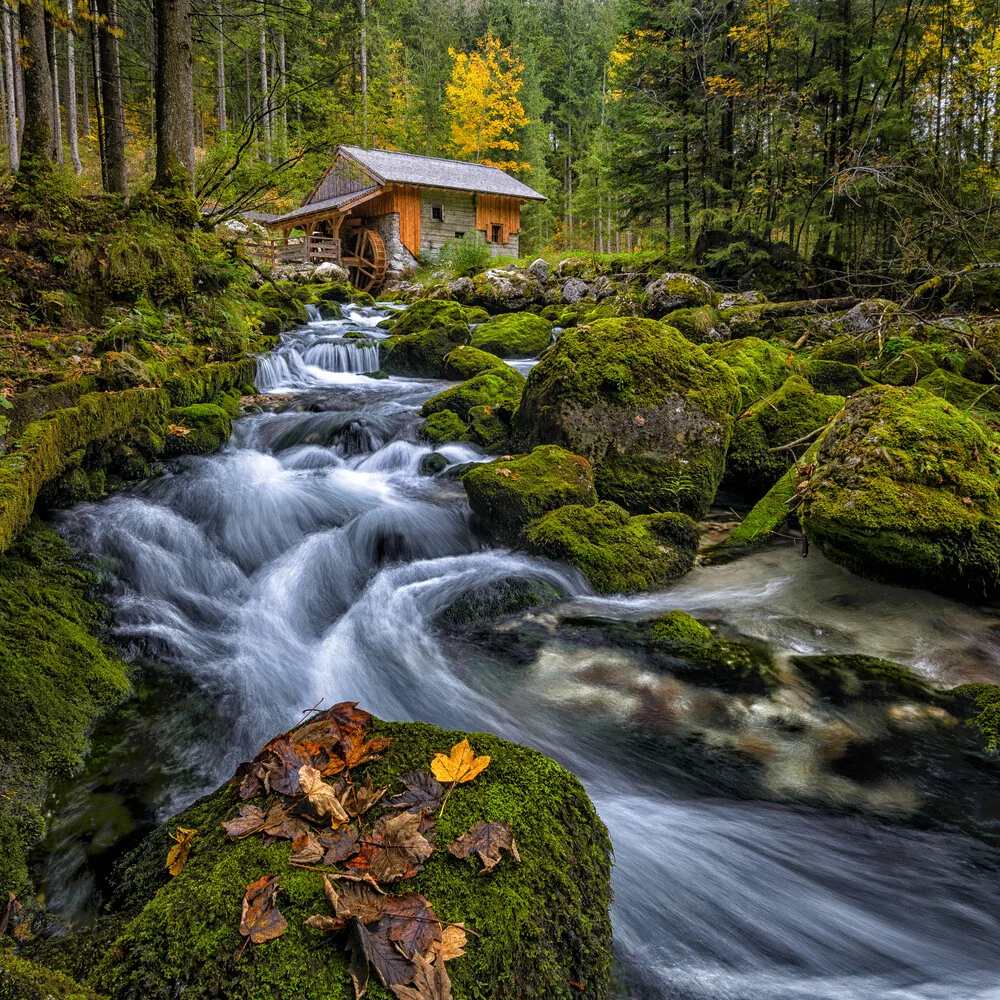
4;0;1000;291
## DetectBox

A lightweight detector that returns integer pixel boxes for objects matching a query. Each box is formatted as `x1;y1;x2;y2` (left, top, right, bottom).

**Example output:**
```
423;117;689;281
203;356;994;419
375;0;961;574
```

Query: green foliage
427;232;493;278
951;683;1000;752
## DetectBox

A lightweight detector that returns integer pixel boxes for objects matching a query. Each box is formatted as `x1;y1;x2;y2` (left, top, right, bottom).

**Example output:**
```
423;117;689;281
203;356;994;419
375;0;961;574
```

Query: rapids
52;304;1000;999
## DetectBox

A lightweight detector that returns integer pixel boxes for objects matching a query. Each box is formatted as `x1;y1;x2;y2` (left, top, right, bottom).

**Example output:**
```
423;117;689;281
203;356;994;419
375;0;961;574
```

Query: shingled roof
339;146;546;201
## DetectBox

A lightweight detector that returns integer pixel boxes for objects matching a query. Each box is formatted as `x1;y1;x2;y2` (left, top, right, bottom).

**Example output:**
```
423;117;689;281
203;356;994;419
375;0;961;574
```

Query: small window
431;204;444;221
454;231;465;239
491;223;503;243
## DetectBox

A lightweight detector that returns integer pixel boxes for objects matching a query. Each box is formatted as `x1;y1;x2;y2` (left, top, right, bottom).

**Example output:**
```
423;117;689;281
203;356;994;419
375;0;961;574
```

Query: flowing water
49;304;1000;999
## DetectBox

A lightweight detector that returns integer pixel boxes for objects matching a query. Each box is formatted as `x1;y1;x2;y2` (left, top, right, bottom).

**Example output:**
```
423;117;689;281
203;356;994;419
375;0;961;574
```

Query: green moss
165;403;233;455
810;336;878;366
799;386;1000;599
462;446;597;545
443;346;510;380
704;336;793;410
872;345;939;387
465;306;491;325
90;720;613;1000
724;375;844;498
421;367;524;423
0;521;131;898
802;359;876;396
512;319;742;517
382;319;471;378
523;500;698;594
466;406;510;451
916;369;1000;415
98;352;151;390
791;655;933;705
468;312;552;359
661;306;727;344
0;949;106;1000
389;300;469;338
646;611;778;693
951;683;1000;751
420;410;469;444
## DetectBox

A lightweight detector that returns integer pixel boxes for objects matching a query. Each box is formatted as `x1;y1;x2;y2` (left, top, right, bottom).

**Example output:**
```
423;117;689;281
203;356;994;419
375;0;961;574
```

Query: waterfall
302;342;380;373
305;303;322;322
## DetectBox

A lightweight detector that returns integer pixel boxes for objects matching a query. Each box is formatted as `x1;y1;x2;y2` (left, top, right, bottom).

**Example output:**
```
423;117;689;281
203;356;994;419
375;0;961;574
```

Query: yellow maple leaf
168;424;192;437
166;827;197;876
430;739;490;785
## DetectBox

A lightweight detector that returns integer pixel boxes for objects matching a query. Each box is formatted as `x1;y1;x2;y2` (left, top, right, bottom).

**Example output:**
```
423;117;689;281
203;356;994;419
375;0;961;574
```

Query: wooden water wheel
342;228;387;293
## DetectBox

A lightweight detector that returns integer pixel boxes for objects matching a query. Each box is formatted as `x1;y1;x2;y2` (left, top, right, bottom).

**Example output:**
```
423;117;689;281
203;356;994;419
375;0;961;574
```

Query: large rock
311;261;350;284
561;277;589;304
527;258;549;284
512;318;742;518
382;301;471;378
421;366;525;422
85;718;613;1000
462;445;597;544
523;500;699;593
470;312;552;359
643;272;714;317
799;385;1000;600
471;270;542;311
703;337;792;410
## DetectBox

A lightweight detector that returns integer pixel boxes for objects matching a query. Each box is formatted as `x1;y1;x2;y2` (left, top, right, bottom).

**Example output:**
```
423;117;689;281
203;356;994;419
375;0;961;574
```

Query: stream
46;303;1000;999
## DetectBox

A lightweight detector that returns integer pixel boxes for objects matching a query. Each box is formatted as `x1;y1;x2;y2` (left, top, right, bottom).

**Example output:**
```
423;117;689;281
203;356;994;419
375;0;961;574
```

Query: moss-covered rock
382;302;471;378
97;352;151;391
421;367;524;425
465;305;491;325
646;611;778;693
661;306;730;344
810;336;877;367
466;405;509;451
88;719;613;1000
951;683;1000;751
470;313;552;359
790;655;934;705
916;369;1000;414
643;272;713;318
802;359;875;396
724;375;844;499
523;500;698;594
512;319;741;518
420;410;469;444
0;521;131;899
0;949;105;1000
704;336;793;410
164;403;233;455
462;446;597;545
443;346;509;380
799;385;1000;600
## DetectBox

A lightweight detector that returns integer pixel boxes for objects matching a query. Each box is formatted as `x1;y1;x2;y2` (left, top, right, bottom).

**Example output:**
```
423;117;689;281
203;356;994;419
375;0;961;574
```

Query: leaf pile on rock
211;702;521;1000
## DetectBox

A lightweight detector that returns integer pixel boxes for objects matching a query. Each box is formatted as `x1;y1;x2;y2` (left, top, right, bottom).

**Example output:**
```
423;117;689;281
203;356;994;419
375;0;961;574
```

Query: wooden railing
245;235;342;268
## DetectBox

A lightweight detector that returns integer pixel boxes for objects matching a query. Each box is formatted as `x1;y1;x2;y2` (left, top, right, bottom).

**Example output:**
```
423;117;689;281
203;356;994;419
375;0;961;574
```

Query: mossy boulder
0;521;131;900
523;500;699;594
951;683;1000;751
420;410;468;444
443;346;509;380
89;719;613;1000
0;950;104;1000
810;336;877;367
98;351;151;390
465;305;491;325
661;306;730;344
724;375;844;499
798;385;1000;600
382;302;471;378
470;313;552;359
421;367;524;431
790;654;934;705
704;336;793;410
462;446;597;545
164;402;233;455
466;405;509;451
646;611;778;693
802;359;875;397
643;272;713;318
511;319;742;518
916;369;1000;414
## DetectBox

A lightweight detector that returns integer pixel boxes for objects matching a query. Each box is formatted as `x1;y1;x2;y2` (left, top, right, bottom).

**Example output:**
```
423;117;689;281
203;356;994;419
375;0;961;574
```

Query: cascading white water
54;304;1000;998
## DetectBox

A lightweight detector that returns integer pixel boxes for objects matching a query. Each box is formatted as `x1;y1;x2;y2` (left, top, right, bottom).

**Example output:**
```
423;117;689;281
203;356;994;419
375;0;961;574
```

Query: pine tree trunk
278;0;285;149
3;6;19;169
215;1;225;135
18;0;56;166
359;0;367;145
46;13;64;165
95;0;126;195
153;0;193;192
66;0;81;171
259;15;270;161
90;15;105;187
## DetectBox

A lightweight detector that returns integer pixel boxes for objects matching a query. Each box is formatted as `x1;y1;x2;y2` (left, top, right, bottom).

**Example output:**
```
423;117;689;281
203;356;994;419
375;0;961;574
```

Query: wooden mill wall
475;195;521;245
354;185;421;257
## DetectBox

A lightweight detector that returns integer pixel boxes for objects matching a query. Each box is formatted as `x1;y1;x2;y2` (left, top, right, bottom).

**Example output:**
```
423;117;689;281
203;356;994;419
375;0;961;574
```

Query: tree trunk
278;6;285;148
153;0;193;191
259;15;270;160
3;5;18;169
95;0;126;195
46;13;63;165
18;0;56;165
66;0;81;171
359;0;367;145
215;1;225;135
90;14;105;188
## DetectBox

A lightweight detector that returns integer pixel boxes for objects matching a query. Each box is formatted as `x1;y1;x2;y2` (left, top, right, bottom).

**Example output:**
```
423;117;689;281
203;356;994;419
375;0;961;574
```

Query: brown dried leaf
168;424;191;437
333;878;386;925
340;731;392;770
240;875;288;945
349;811;434;883
165;826;197;876
391;953;453;1000
426;923;467;964
344;773;388;817
387;771;443;814
299;764;350;826
448;821;520;873
305;913;347;933
321;823;360;864
262;739;314;796
222;802;283;840
352;920;416;988
263;812;312;843
381;893;441;959
289;832;325;865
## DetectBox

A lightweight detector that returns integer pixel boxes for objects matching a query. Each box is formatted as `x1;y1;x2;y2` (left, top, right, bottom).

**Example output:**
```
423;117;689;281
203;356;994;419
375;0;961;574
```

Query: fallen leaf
426;923;467;963
305;913;347;933
168;424;191;437
333;878;386;925
313;701;375;735
289;831;325;865
321;823;360;864
430;740;490;786
391;953;453;1000
352;920;416;989
448;821;520;873
239;875;288;945
388;771;444;814
349;811;434;882
381;893;441;959
299;764;350;826
165;826;197;876
344;773;388;817
222;802;284;840
340;731;392;770
263;739;314;796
